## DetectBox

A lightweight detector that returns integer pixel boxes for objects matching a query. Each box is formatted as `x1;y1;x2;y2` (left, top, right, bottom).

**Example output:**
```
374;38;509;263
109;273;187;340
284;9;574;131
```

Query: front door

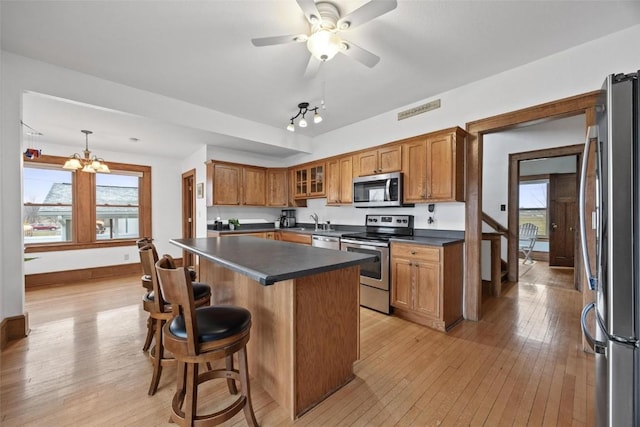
549;173;577;267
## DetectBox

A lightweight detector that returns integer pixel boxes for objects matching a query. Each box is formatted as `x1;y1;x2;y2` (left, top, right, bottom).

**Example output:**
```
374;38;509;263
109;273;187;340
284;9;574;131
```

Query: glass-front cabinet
292;162;325;199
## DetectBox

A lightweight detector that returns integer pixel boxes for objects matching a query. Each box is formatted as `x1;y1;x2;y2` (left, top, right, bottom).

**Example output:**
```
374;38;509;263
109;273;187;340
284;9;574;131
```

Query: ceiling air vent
397;99;441;121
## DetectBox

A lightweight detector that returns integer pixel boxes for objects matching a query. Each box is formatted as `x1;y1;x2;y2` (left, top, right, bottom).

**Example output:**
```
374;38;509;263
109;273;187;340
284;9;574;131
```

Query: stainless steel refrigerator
580;71;639;426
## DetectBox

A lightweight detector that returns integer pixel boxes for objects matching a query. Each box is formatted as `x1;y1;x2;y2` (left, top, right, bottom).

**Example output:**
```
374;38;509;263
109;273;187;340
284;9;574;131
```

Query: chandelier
62;130;110;173
287;102;323;132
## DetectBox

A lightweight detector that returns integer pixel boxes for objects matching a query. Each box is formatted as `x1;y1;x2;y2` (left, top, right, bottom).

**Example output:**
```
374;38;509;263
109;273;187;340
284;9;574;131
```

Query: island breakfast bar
170;237;374;420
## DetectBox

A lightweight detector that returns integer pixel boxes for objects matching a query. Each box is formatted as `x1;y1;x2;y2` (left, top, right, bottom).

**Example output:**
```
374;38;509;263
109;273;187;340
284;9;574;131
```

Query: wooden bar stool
139;245;211;395
156;255;258;427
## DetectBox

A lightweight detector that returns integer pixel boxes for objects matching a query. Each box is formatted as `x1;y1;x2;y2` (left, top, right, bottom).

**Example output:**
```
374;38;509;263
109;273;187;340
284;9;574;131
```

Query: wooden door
414;262;440;317
181;169;196;268
356;150;379;176
339;156;353;203
326;158;341;204
293;167;308;198
266;169;288;207
426;134;454;201
402;138;427;202
242;166;266;206
308;164;325;196
391;258;412;309
212;163;241;205
378;146;402;173
549;173;577;267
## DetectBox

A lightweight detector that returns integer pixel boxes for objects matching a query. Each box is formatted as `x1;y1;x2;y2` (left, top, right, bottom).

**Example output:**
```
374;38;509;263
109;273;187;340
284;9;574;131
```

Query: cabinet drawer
279;232;312;245
391;243;440;262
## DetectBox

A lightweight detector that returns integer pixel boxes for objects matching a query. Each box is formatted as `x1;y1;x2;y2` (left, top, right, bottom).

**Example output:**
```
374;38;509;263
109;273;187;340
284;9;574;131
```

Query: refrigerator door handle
581;302;606;354
579;126;598;290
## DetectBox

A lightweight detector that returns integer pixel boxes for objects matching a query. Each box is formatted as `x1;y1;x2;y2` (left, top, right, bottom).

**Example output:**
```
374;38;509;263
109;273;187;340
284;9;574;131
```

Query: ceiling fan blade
296;0;322;24
337;0;397;30
304;55;322;78
341;41;380;68
251;34;307;47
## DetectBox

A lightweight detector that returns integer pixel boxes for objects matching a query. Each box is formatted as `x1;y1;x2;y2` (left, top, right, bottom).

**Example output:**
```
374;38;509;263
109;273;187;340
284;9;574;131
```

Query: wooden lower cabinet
390;241;463;331
278;231;312;245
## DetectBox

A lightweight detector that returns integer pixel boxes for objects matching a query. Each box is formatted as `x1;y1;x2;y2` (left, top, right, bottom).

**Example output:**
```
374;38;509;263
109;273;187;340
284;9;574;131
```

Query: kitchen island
170;237;374;420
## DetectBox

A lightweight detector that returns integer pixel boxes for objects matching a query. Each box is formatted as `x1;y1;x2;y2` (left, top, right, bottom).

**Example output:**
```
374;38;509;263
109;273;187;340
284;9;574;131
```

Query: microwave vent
397;99;441;121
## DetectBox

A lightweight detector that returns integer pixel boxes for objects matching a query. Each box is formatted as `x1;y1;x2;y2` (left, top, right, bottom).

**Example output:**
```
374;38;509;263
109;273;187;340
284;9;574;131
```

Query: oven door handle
340;238;389;248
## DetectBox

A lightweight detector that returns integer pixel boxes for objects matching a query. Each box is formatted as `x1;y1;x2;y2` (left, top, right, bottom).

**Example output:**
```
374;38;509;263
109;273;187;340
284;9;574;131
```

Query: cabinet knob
411;251;416;255
408;262;412;266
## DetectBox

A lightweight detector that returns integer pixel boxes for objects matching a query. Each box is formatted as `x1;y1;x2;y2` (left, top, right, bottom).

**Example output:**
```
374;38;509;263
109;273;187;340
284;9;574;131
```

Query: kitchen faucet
310;213;319;230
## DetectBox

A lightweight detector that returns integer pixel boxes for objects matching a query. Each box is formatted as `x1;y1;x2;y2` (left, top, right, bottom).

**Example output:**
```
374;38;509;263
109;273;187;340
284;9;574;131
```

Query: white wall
2;24;640;324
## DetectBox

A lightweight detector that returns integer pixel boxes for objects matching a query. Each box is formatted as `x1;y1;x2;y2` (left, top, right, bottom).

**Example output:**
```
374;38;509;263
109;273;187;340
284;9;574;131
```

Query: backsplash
207;198;465;231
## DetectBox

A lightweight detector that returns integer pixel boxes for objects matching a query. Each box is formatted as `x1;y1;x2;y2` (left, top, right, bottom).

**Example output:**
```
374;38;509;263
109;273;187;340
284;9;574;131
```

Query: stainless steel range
340;214;414;314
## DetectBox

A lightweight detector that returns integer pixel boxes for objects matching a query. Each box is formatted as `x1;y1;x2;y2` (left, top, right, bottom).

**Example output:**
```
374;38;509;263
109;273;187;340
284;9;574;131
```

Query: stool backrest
155;255;199;355
139;244;167;313
136;237;154;249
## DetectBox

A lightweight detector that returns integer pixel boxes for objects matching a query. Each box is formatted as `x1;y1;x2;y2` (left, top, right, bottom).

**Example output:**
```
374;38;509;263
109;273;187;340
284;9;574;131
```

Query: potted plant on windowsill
228;218;240;231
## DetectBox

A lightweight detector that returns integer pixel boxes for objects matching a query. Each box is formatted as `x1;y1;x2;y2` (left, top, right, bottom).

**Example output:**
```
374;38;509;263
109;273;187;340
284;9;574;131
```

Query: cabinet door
267;169;288;207
391;258;413;310
339;156;353;203
326;158;341;204
212;163;241;205
378;145;402;174
356;150;379;176
414;261;440;318
243;166;266;206
403;138;427;203
426;134;454;201
293;168;308;198
308;164;325;197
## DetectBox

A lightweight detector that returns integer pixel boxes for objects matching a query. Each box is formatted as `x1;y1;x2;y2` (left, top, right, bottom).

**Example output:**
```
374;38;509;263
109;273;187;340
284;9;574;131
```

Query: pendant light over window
63;130;110;173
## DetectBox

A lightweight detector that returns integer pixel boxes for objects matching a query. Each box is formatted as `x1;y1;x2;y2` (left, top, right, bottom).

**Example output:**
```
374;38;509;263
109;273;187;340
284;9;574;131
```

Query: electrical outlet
427;216;437;228
124;254;130;261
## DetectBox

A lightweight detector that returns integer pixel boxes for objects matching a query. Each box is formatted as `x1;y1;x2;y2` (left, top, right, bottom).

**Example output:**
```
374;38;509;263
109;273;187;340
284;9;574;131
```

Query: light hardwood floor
1;272;593;426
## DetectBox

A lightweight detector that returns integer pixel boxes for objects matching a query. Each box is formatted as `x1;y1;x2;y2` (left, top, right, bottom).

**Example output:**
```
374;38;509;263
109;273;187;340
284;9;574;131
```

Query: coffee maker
280;209;296;228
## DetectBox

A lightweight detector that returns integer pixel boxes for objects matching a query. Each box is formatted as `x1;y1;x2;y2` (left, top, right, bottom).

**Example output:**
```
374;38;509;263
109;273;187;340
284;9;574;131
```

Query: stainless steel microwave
353;172;408;208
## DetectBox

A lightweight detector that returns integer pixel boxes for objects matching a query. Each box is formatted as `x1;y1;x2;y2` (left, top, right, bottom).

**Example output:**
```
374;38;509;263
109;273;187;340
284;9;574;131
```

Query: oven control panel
366;214;413;228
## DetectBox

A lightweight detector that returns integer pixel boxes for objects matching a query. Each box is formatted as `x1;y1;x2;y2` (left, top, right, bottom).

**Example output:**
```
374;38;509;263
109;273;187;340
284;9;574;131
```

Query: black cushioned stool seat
156;255;258;427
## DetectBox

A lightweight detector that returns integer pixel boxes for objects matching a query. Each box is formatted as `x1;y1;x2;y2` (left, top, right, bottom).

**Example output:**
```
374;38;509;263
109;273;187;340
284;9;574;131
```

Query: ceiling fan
251;0;397;77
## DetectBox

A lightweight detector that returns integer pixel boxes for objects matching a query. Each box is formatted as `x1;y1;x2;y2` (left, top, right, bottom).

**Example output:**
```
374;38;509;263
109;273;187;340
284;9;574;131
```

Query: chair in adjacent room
155;254;258;426
519;223;539;264
139;244;212;395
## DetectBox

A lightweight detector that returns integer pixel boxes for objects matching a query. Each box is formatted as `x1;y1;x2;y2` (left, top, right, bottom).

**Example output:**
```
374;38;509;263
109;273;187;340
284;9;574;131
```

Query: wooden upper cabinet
326;155;353;205
209;162;241;205
207;161;269;207
403;127;466;203
292;162;325;199
356;145;402;176
243;166;266;206
266;168;288;207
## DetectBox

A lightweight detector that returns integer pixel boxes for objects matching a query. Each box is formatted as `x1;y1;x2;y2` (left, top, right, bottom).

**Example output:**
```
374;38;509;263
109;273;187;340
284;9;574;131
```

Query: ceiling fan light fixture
307;29;342;61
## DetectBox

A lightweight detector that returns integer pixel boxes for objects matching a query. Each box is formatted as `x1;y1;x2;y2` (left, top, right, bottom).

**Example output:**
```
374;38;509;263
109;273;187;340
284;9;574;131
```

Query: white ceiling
3;1;640;159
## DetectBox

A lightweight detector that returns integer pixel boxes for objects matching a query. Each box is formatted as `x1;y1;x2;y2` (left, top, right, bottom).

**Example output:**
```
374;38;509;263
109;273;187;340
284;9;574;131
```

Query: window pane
96;174;140;240
23;167;72;204
23;166;73;243
519;181;548;235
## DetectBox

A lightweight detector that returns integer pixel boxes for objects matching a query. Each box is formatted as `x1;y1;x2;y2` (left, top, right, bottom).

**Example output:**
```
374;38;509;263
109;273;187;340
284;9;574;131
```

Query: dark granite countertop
170;237;375;286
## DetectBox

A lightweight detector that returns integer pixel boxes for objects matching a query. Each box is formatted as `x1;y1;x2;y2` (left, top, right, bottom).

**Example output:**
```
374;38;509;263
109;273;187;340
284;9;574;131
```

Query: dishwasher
311;235;340;250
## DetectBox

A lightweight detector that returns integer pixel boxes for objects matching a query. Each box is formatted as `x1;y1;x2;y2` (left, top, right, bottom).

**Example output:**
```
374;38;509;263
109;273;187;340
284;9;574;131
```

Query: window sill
24;239;138;253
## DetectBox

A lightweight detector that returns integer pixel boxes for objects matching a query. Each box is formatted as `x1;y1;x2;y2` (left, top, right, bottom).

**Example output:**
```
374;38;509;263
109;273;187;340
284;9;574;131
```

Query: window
23;154;151;252
519;179;548;236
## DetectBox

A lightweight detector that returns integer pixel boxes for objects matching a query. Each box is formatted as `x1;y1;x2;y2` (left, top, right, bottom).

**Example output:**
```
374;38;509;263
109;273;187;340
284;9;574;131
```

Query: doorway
511;147;582;290
181;169;196;268
465;90;599;320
